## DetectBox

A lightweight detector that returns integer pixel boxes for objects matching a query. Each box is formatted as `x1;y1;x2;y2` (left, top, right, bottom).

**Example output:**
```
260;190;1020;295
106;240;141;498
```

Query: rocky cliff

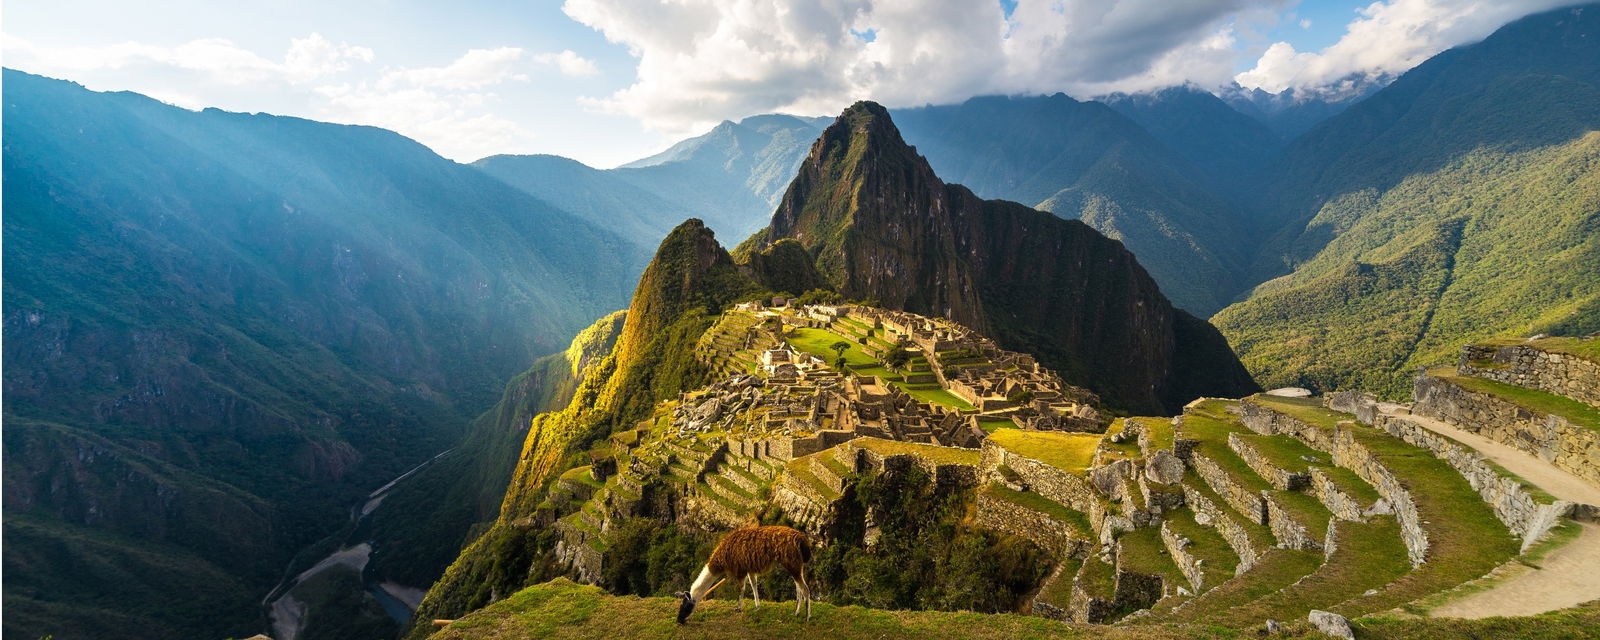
740;102;1257;413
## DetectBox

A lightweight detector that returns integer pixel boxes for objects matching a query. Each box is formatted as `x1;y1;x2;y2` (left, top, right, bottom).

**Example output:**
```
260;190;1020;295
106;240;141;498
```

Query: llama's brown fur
707;525;811;581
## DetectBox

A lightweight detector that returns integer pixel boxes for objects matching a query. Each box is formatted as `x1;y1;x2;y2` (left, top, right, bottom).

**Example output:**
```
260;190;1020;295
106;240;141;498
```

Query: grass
1235;433;1382;504
852;437;982;466
783;458;840;502
1202;516;1411;626
431;577;1250;640
1177;413;1274;496
1238;396;1521;617
1181;479;1275;551
560;465;604;490
1157;549;1322;623
1161;508;1239;587
1409;519;1585;614
1077;555;1118;601
985;430;1100;475
1479;335;1600;364
1116;526;1181;584
900;385;977;410
977;418;1018;433
1134;416;1176;452
786;328;878;367
983;484;1091;537
1428;367;1600;432
1035;556;1085;607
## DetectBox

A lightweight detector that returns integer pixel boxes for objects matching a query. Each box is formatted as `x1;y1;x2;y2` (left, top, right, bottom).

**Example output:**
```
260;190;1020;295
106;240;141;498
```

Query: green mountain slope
740;101;1257;413
1215;133;1600;397
409;220;764;630
1100;85;1284;197
1215;4;1600;397
1;69;646;640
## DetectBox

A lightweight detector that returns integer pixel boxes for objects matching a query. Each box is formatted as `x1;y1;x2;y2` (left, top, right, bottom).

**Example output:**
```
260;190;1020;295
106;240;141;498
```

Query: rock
1365;498;1394;516
1144;448;1186;484
1265;387;1312;398
1177;586;1192;597
1308;610;1354;639
1265;619;1283;634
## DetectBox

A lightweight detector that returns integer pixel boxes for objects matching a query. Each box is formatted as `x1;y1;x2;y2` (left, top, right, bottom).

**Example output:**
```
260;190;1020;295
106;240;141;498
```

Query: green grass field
985;430;1100;474
852;437;983;466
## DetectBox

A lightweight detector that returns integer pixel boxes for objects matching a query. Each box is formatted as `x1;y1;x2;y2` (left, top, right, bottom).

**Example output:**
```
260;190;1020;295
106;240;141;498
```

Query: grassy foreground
427;578;1600;640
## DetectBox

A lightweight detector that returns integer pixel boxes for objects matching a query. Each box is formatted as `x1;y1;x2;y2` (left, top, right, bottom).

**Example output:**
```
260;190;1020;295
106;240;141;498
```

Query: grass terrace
784;456;840;502
977;417;1018;433
560;465;604;490
1244;397;1520;617
1246;395;1343;432
1160;549;1322;624
1116;526;1182;586
1180;479;1276;551
852;437;982;466
1233;433;1381;504
1207;516;1410;626
1479;335;1600;363
786;328;878;367
1135;416;1175;452
1098;419;1143;460
1035;556;1085;609
983;483;1091;537
1428;367;1600;431
1161;509;1239;586
986;430;1100;475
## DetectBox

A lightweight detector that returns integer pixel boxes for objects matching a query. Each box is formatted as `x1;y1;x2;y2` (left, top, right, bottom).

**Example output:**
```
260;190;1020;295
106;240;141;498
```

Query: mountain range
5;3;1600;639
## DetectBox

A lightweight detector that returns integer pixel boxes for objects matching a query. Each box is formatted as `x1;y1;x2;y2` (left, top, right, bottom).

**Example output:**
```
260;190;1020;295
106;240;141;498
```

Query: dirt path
1390;411;1600;618
1430;522;1600;618
1395;412;1600;505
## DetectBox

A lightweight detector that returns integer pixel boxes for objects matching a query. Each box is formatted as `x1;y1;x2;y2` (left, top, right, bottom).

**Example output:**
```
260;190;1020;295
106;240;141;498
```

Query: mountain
889;94;1254;315
1218;78;1387;140
738;101;1258;413
1;69;647;640
476;114;831;246
1099;85;1284;196
1214;3;1600;397
410;219;764;631
471;154;692;247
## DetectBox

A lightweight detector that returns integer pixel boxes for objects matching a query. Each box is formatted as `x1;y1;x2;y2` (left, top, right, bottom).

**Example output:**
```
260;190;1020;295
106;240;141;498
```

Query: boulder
1144;449;1186;485
1308;609;1354;639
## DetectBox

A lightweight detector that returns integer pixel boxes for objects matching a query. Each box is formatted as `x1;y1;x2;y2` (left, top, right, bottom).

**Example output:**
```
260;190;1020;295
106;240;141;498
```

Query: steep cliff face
742;102;1257;413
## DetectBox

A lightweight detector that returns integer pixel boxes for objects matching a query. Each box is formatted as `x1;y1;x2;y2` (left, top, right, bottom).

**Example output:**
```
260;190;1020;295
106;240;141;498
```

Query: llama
675;525;813;623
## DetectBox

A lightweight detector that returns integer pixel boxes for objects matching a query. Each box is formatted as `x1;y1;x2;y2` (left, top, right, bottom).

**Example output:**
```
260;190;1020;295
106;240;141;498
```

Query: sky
2;0;1578;167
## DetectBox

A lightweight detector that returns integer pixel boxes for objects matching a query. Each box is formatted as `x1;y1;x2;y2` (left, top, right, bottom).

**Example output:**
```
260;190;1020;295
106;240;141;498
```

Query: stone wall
1242;400;1429;566
982;440;1098;513
1376;414;1580;549
1264;495;1321;551
1459;343;1600;408
1228;432;1310;491
1161;520;1205;591
975;490;1089;555
1182;484;1261;572
1413;373;1600;485
1190;454;1267;524
1308;468;1365;521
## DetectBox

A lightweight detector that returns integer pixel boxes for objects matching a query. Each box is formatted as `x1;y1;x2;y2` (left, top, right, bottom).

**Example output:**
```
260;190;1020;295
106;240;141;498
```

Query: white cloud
1299;18;1311;29
378;47;529;90
1235;0;1578;93
563;0;1287;135
4;32;372;85
535;50;599;76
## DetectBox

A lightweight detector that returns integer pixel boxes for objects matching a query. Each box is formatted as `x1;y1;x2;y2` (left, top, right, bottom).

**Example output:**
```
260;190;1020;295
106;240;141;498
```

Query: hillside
428;578;1600;640
1216;4;1600;396
740;101;1257;412
0;69;647;640
476;115;830;245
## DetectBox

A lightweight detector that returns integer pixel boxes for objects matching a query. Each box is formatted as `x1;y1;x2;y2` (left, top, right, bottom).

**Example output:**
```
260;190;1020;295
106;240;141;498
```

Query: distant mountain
1218;77;1387;140
1099;85;1284;197
740;101;1258;412
1;69;647;640
887;94;1254;316
476;114;831;246
1214;3;1600;397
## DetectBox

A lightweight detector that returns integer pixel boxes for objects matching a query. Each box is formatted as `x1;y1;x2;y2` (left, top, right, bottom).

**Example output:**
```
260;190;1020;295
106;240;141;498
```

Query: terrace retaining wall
1412;374;1600;485
1459;343;1600;408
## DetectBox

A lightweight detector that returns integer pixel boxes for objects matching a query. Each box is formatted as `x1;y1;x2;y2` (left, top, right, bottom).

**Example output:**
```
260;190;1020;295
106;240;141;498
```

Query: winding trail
1391;410;1600;618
